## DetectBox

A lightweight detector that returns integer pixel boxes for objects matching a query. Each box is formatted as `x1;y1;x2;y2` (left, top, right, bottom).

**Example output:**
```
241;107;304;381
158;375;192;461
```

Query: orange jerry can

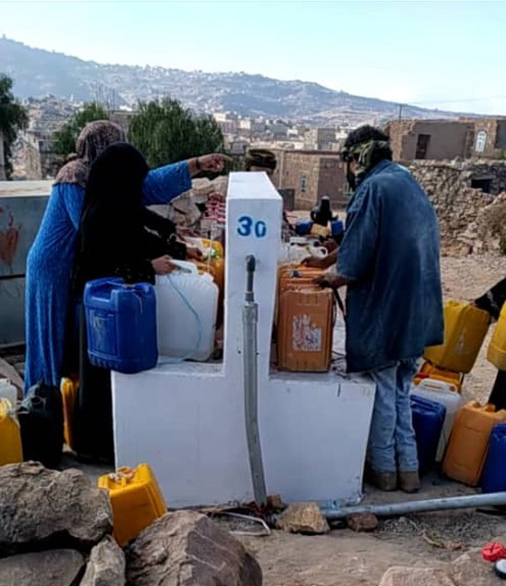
488;303;506;371
277;288;334;372
61;378;79;450
413;361;464;393
425;301;490;374
442;402;506;486
98;464;167;546
0;398;23;466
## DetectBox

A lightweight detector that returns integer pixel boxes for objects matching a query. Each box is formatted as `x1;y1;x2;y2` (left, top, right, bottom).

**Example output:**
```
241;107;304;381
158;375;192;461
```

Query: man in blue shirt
319;126;443;493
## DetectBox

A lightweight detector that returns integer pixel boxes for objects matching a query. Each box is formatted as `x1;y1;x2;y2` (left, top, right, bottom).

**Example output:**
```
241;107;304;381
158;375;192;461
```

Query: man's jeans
368;359;419;473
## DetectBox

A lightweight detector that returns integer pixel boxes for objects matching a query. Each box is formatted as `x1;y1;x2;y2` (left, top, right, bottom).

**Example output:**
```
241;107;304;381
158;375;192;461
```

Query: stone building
304;128;340;151
272;150;348;210
14;131;61;180
387;118;506;162
409;159;506;254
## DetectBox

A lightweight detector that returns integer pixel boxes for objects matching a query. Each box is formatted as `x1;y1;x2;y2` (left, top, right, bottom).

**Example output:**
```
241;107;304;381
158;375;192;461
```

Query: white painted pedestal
112;173;375;508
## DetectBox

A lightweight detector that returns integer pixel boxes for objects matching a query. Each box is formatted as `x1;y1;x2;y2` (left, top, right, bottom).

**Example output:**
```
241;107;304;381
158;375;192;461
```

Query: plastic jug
84;278;158;374
98;464;167;546
61;378;79;450
0;398;23;466
488;304;506;371
295;220;312;236
425;301;490;374
482;424;506;493
426;300;491;373
411;378;465;461
155;261;219;361
443;402;506;486
410;394;446;474
0;379;17;406
277;288;334;372
413;361;464;393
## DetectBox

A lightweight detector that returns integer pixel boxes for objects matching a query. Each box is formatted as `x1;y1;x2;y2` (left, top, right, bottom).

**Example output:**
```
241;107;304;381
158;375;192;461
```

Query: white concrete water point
112;172;375;508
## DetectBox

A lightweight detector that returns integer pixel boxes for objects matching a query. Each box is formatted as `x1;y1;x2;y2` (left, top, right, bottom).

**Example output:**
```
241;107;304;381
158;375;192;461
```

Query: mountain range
0;37;468;126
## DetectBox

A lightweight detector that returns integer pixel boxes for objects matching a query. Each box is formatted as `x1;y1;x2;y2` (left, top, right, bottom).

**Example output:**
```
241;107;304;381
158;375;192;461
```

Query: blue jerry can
84;278;158;374
410;394;446;475
482;424;506;493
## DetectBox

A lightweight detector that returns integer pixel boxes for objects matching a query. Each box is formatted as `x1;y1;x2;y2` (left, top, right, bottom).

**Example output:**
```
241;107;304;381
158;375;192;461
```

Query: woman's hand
151;255;176;275
188;154;232;176
186;245;203;261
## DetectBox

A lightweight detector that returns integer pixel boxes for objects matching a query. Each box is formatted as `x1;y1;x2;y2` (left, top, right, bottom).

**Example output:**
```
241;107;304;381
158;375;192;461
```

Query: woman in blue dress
25;120;227;393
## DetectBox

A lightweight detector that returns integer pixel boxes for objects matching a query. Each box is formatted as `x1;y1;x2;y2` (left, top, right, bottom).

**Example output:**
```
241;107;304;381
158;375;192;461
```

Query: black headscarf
74;143;155;293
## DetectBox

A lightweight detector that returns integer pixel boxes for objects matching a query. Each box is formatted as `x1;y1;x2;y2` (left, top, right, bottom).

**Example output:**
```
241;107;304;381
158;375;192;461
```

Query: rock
125;511;262;586
276;502;330;535
449;549;498;586
0;549;84;586
346;512;378;532
0;462;112;556
267;494;285;511
378;566;454;586
80;536;125;586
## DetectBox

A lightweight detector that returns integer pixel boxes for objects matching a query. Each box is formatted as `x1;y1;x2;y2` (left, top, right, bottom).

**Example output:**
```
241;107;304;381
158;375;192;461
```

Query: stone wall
409;159;506;255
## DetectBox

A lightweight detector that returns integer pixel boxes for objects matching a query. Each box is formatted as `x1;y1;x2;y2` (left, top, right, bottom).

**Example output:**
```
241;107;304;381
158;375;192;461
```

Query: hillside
0;37;464;125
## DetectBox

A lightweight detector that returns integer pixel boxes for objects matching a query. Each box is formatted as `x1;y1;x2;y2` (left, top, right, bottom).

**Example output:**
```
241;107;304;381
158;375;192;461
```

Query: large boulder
125;511;262;586
378;567;454;586
0;462;112;556
276;502;330;535
0;549;84;586
449;549;498;586
80;536;125;586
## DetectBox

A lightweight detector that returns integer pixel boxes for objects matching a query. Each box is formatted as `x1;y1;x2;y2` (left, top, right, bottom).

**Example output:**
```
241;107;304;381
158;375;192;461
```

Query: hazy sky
1;0;505;114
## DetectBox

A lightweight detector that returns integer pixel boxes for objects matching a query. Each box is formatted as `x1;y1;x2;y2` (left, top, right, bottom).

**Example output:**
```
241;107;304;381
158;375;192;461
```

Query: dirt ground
238;253;506;586
59;253;506;586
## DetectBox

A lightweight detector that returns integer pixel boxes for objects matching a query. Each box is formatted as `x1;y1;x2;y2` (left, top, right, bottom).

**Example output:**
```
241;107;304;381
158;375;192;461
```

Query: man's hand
302;248;338;270
313;271;352;289
301;255;333;270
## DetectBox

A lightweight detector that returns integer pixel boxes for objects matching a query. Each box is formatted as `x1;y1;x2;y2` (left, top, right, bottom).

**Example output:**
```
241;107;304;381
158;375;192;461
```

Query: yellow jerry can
0;398;23;466
488;304;506;371
61;378;79;450
98;464;167;546
425;301;490;374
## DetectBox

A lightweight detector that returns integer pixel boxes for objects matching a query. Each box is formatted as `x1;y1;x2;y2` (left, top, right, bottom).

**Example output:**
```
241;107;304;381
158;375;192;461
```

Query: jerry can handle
109;467;135;485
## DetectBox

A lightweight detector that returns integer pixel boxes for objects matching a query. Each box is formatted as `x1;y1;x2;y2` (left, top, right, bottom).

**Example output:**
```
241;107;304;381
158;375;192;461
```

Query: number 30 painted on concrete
237;216;267;238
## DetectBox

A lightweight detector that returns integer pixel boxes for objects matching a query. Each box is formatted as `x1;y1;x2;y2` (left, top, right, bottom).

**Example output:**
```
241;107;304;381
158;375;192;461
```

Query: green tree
53;102;109;157
128;98;224;168
0;75;28;179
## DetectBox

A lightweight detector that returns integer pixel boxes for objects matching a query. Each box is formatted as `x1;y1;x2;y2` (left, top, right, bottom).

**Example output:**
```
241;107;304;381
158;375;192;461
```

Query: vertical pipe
243;255;268;507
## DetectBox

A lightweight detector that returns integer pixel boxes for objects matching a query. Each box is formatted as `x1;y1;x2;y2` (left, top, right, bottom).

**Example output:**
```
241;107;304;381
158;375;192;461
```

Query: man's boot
366;468;398;492
399;470;420;494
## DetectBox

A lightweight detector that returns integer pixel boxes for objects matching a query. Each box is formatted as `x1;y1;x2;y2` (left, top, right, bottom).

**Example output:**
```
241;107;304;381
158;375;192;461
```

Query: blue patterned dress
24;162;191;392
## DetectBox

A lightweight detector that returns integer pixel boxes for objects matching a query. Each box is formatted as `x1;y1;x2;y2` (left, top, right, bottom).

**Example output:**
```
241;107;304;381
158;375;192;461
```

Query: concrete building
213;113;238;135
386;118;506;162
273;150;348;210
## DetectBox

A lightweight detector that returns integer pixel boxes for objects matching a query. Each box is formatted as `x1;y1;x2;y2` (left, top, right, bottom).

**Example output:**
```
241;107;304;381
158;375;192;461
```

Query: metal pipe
243;255;267;507
322;492;506;520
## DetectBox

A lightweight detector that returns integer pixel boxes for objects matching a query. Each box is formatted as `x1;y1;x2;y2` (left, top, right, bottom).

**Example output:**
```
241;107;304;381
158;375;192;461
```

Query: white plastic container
0;379;17;407
411;378;465;461
155;261;219;361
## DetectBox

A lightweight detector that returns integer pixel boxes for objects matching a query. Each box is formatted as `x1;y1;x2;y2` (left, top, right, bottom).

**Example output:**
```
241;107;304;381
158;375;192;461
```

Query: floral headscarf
54;120;126;187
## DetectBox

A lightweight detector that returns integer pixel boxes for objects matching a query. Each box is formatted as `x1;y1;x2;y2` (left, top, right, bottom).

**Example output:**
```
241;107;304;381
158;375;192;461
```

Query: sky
1;0;506;115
